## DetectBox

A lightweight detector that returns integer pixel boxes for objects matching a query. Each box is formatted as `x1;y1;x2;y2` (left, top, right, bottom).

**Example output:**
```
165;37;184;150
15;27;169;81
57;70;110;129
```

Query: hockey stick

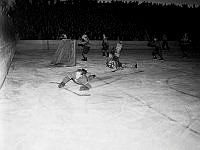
50;82;91;96
145;29;151;41
110;63;137;72
63;88;91;96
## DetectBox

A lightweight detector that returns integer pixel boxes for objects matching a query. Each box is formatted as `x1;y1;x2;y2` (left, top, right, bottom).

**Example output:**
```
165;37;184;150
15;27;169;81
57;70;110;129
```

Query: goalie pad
106;60;118;69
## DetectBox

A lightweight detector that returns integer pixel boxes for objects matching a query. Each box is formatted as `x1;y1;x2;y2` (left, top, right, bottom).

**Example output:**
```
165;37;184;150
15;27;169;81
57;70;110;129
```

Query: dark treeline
8;0;200;41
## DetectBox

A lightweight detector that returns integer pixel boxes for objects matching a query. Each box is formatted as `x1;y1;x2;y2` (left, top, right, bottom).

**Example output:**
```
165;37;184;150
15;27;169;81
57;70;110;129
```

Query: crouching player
58;69;96;91
106;41;123;69
106;41;137;70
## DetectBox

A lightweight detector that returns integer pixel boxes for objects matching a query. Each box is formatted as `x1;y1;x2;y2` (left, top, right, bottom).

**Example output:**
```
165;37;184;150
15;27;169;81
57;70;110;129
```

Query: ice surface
0;48;200;150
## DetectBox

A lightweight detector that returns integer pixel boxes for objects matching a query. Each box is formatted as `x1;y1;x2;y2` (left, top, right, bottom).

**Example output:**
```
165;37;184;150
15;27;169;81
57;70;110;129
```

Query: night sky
5;0;200;7
99;0;200;6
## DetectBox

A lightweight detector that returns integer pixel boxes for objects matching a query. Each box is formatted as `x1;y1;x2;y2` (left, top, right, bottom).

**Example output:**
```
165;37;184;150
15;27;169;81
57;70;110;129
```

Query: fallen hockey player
58;68;96;91
106;41;137;71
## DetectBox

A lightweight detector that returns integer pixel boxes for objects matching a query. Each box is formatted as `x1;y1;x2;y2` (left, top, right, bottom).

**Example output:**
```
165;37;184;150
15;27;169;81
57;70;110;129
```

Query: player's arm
86;72;96;81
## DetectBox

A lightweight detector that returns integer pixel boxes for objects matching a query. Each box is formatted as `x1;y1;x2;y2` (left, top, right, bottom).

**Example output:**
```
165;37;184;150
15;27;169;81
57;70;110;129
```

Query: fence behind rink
16;40;180;51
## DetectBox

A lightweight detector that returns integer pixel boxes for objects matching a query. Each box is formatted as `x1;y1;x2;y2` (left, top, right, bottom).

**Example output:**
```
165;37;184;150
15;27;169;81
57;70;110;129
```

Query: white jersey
115;43;122;57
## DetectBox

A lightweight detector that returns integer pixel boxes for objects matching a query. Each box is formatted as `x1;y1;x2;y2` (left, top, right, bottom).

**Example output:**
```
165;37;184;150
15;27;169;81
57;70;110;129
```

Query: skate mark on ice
133;95;200;136
93;70;144;89
94;93;124;99
166;75;200;99
153;62;200;99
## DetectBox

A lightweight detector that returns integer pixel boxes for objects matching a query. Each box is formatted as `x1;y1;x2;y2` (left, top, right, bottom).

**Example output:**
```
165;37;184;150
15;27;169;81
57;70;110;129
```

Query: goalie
58;68;96;91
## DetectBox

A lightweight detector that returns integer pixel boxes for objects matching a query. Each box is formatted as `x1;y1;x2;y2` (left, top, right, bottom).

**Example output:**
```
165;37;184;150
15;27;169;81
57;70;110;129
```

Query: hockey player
102;34;109;57
161;33;170;50
179;32;191;58
78;34;90;61
151;37;164;60
106;41;123;69
58;68;96;91
106;41;137;71
106;41;137;70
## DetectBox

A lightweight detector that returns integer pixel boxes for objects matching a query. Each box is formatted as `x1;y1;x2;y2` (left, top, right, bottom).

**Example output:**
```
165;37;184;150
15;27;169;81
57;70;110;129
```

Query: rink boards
16;40;180;51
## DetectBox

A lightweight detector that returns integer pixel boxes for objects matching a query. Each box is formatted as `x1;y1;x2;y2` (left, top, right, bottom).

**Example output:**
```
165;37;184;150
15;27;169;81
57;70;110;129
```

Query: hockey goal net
51;39;76;66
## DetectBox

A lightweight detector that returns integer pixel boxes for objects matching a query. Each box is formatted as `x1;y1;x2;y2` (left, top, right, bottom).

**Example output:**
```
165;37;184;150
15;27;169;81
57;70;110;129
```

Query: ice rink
0;46;200;150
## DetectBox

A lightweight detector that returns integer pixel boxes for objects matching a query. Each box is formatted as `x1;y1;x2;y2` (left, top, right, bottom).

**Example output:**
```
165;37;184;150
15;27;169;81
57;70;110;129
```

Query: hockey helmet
61;34;67;39
77;68;87;75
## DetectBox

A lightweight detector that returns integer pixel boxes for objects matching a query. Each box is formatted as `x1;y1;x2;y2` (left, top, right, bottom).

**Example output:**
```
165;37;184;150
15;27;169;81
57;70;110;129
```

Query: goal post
67;39;76;66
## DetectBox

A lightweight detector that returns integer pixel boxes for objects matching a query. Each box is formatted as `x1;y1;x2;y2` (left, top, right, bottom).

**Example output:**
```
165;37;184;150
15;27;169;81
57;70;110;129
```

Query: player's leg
58;76;71;88
106;51;109;57
81;52;87;61
113;56;122;69
105;47;109;57
152;49;157;59
165;41;170;50
106;53;114;68
102;48;106;56
158;48;164;60
181;45;188;57
81;46;90;61
116;60;122;69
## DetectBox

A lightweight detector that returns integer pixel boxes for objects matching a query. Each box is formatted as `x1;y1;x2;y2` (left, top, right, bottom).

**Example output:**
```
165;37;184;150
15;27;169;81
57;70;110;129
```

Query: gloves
88;74;96;81
58;82;65;88
90;74;96;78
